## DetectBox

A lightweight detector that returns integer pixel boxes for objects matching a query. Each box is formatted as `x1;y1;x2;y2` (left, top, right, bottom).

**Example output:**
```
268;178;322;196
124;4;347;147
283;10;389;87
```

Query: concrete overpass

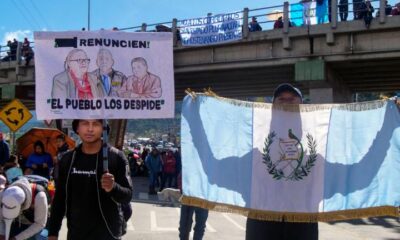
1;14;399;106
1;2;399;145
173;14;400;102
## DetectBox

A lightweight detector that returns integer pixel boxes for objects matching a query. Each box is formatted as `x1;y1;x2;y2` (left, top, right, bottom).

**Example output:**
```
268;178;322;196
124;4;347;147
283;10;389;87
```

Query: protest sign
34;31;174;120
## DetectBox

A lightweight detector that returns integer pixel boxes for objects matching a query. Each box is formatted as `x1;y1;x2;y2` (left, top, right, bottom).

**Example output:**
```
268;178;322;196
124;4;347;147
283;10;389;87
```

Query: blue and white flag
181;94;400;222
290;0;329;27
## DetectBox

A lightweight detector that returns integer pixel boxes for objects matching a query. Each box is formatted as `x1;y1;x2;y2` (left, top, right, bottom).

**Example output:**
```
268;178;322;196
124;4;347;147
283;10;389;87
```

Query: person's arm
0;192;6;237
14;192;48;240
106;151;133;203
48;153;70;237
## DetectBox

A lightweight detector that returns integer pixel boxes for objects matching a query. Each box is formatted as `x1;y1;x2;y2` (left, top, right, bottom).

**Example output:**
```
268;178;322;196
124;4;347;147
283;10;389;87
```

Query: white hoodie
0;178;48;240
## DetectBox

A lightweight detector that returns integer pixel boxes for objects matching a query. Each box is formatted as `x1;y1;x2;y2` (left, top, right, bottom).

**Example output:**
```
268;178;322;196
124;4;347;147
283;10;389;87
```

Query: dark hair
56;134;65;141
72;119;109;134
7;154;18;164
34;140;45;151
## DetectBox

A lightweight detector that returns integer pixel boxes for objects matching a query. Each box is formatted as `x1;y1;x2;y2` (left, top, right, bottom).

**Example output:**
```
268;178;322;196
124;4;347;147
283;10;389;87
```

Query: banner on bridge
34;31;175;120
181;94;400;222
179;12;243;46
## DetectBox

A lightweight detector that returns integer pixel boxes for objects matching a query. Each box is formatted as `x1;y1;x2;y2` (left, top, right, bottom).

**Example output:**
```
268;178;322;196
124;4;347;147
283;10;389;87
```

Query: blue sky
1;0;394;46
1;0;289;45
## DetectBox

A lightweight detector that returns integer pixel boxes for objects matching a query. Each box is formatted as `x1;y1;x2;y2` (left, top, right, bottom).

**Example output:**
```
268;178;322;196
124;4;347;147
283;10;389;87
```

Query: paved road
56;177;399;239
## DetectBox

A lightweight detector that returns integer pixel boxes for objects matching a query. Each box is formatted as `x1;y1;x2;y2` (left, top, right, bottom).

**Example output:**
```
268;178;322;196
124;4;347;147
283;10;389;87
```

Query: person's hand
31;164;37;169
43;163;48;168
101;172;115;192
48;236;58;240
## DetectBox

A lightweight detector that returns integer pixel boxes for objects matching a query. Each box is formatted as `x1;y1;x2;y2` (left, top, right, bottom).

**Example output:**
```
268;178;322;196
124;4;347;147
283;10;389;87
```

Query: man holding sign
48;119;133;240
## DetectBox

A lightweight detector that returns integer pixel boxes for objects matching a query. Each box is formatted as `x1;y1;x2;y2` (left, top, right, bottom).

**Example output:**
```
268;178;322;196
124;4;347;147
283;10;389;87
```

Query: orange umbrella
17;127;75;159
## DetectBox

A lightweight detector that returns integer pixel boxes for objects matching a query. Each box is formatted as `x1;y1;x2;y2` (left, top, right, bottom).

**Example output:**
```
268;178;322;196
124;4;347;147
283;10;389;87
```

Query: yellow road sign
0;99;33;132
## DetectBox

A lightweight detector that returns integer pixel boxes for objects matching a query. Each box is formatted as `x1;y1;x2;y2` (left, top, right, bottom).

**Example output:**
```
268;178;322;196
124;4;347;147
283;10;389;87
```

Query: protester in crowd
3;155;22;183
118;57;162;98
25;140;53;179
22;38;30;53
0;132;10;168
246;83;318;240
160;149;177;190
22;46;34;66
327;0;332;22
145;148;162;195
92;49;126;97
249;16;262;32
316;0;327;23
361;0;375;28
10;39;18;61
301;0;313;25
339;0;349;21
391;3;400;15
273;16;284;29
178;172;209;240
385;0;393;15
173;147;181;188
52;134;70;184
51;49;104;99
353;0;365;19
376;0;392;17
48;119;133;240
0;177;48;240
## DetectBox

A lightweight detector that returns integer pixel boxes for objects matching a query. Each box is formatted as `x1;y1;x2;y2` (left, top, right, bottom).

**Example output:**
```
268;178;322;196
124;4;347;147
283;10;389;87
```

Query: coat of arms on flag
181;92;400;222
263;130;317;181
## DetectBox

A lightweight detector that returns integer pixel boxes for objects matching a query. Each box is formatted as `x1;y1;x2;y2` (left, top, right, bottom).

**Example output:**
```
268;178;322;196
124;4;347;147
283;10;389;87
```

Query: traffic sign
0;99;33;132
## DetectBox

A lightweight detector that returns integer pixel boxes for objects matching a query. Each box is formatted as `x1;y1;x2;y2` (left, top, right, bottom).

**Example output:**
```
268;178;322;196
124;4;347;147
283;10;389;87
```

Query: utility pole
88;0;91;30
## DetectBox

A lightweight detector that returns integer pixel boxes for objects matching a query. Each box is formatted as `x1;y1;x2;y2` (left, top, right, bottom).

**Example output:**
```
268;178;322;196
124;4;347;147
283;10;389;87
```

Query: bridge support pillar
295;60;351;103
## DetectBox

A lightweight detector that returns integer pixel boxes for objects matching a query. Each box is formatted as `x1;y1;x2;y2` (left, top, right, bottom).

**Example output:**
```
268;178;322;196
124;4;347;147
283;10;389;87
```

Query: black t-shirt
68;150;115;240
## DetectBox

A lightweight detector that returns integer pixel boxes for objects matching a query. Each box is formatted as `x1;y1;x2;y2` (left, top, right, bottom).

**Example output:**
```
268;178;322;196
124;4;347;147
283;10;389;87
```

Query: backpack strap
30;183;37;208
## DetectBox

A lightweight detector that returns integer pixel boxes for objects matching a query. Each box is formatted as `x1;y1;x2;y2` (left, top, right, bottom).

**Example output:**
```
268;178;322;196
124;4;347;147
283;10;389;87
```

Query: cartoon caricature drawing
51;49;104;99
91;49;126;97
118;57;162;98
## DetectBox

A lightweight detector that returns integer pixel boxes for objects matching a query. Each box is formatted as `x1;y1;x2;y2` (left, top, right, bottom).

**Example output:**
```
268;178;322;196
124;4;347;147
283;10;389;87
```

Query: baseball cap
2;186;25;220
272;83;303;102
2;186;25;240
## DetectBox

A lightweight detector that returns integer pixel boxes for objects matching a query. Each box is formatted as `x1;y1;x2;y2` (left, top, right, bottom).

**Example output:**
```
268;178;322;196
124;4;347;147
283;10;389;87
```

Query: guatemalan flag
181;93;400;222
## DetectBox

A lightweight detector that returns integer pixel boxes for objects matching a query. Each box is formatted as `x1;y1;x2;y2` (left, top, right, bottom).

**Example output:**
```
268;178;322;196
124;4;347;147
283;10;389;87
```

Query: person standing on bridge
339;0;349;21
361;0;374;28
47;119;133;240
245;83;318;240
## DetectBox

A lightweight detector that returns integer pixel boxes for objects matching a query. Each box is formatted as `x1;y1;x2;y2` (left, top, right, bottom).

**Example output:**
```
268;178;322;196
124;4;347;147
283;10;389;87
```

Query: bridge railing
0;0;395;65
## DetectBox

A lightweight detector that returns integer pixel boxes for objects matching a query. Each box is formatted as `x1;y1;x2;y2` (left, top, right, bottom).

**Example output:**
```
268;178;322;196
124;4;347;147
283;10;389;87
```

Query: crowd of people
1;38;34;66
267;0;400;30
0;131;69;240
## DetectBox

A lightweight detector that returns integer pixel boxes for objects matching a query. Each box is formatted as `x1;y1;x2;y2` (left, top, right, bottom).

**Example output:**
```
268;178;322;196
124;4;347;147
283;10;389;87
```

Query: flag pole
102;119;108;172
